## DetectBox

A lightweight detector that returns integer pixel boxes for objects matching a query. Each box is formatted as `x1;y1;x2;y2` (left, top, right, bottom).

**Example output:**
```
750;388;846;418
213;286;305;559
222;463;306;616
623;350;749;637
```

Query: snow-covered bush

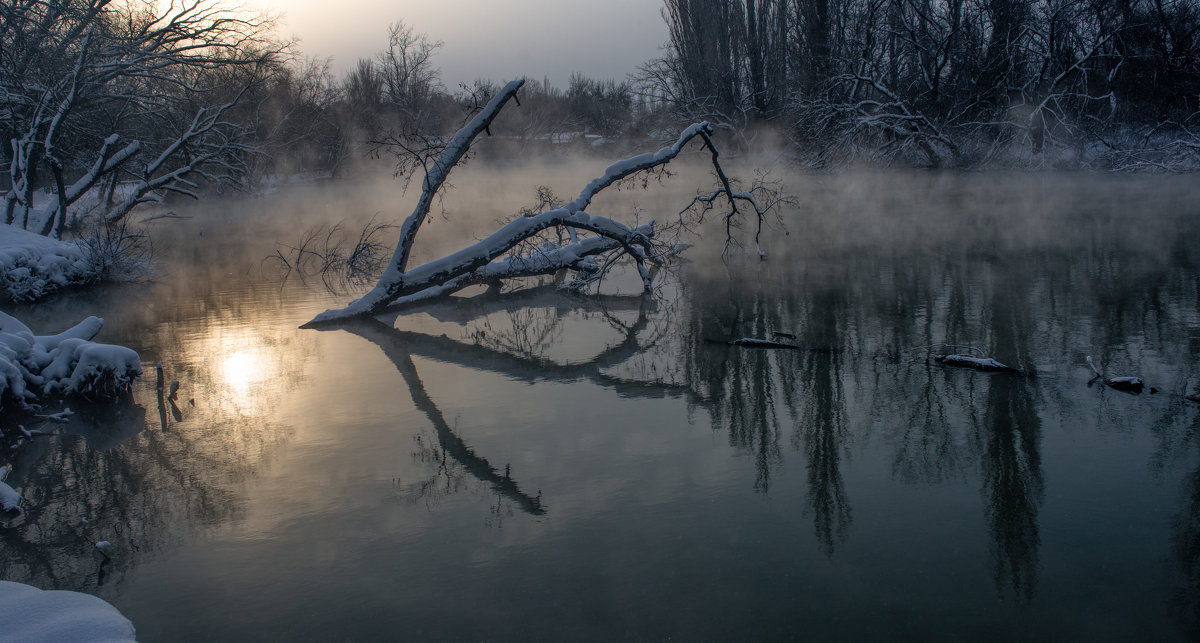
0;222;148;302
0;312;141;413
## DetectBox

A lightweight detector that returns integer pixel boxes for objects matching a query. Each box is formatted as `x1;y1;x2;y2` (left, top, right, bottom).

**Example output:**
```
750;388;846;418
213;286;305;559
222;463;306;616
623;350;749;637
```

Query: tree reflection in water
339;287;704;518
336;266;860;553
346;316;547;515
979;374;1042;603
1158;389;1200;633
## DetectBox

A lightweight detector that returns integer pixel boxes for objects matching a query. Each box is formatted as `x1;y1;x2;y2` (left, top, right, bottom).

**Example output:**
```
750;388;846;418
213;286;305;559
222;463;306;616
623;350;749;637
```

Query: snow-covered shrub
72;220;151;284
0;221;150;302
0;312;140;413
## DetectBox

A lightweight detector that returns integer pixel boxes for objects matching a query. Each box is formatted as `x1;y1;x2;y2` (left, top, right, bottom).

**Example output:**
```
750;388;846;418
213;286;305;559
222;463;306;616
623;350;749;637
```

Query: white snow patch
0;479;19;511
0;581;136;642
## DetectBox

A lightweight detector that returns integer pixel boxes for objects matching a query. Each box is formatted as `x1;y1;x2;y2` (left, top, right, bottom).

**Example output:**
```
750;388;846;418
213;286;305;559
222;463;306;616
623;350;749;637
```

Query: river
3;165;1200;641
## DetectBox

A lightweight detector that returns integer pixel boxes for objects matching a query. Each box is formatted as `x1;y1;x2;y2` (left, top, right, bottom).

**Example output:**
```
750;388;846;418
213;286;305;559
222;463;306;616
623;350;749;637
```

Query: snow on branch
2;0;282;237
306;80;783;327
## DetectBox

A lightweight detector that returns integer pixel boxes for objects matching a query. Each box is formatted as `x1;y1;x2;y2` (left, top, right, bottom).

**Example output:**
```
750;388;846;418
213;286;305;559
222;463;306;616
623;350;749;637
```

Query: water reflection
980;375;1042;603
4;170;1200;639
1158;395;1200;633
1174;456;1200;637
346;316;546;515
0;280;316;600
335;288;702;516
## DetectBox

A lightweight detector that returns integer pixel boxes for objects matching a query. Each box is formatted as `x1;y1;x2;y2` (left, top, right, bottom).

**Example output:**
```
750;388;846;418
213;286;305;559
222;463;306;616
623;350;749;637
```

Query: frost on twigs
0;312;141;415
305;78;786;327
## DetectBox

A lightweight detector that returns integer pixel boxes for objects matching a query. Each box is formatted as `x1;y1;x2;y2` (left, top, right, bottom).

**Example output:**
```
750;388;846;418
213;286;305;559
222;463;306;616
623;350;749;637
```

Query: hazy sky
254;0;669;88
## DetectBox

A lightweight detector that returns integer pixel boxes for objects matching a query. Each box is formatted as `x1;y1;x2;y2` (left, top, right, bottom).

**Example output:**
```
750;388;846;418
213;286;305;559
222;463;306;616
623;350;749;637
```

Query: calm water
3;167;1200;641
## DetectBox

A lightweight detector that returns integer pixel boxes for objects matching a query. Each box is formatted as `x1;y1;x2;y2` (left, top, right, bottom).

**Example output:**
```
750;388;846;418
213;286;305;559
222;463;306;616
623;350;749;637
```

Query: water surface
3;168;1200;641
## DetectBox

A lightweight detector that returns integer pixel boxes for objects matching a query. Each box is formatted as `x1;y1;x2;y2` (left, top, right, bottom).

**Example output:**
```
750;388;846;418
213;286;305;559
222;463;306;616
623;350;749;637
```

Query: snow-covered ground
0;223;97;302
0;580;136;642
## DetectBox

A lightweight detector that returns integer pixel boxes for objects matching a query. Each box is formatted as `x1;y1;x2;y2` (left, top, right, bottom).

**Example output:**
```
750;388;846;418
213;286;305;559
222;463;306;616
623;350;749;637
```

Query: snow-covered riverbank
0;580;137;642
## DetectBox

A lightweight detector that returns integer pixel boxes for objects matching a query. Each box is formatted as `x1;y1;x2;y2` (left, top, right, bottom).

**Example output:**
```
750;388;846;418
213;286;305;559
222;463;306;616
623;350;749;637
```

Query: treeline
0;1;644;238
6;0;1200;240
641;0;1200;167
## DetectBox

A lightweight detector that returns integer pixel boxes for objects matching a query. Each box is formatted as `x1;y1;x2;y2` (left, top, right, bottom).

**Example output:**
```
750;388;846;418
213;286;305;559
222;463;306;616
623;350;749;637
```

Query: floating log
932;354;1018;373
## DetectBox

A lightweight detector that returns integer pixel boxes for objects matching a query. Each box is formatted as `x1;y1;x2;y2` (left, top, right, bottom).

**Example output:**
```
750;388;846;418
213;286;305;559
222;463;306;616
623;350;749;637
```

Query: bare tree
251;56;344;180
0;0;284;237
342;58;385;138
378;20;444;132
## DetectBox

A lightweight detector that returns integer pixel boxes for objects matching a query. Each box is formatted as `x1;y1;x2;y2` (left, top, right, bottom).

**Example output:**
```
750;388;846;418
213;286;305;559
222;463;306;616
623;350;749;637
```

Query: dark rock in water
1185;393;1200;404
932;354;1017;373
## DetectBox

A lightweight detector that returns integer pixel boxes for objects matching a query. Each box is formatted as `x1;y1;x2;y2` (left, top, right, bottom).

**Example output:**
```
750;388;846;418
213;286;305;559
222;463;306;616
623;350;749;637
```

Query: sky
251;0;670;89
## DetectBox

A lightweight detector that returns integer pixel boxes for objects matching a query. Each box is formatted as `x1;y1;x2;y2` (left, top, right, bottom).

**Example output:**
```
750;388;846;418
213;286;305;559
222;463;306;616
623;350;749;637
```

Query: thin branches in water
266;216;396;291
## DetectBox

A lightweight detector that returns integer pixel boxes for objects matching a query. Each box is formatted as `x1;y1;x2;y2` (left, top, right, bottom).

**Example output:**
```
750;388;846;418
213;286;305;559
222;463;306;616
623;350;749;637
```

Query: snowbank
0;223;96;302
0;581;136;642
0;312;141;413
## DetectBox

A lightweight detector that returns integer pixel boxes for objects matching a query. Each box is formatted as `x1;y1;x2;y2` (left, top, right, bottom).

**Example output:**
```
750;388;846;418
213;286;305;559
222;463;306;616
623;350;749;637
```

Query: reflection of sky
247;0;667;86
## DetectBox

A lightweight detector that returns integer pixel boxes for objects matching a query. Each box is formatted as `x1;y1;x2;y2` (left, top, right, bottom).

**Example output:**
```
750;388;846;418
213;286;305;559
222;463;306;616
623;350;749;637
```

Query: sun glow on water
221;349;267;395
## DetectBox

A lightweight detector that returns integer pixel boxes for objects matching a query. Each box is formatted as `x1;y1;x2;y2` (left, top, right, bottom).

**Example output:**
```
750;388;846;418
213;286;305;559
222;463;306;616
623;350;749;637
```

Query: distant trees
0;4;663;243
567;74;634;136
0;0;286;236
249;57;343;180
644;0;1200;167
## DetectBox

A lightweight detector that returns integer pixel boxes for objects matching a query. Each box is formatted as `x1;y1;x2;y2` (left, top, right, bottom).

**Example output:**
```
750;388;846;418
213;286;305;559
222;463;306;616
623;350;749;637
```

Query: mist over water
3;161;1200;641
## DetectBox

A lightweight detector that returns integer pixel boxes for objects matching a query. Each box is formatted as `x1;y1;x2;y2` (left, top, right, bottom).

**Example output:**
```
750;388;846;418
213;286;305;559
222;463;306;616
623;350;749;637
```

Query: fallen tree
304;78;783;326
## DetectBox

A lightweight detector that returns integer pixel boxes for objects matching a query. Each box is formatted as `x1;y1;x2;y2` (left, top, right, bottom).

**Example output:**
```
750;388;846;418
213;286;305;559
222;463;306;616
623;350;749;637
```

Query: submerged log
1086;355;1147;394
932;354;1018;373
706;337;801;350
